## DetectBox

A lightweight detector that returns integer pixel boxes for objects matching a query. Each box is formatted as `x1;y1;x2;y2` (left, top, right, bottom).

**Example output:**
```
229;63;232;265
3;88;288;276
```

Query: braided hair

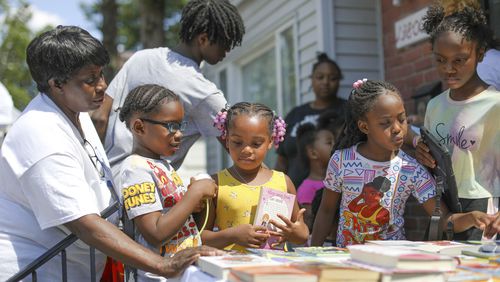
422;2;495;51
119;84;180;129
311;52;343;79
214;102;286;148
334;80;401;151
225;102;275;134
179;0;245;50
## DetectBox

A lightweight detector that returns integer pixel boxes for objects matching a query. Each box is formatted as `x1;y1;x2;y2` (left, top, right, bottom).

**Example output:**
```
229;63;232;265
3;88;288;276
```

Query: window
239;24;298;167
242;48;277;109
279;26;297;115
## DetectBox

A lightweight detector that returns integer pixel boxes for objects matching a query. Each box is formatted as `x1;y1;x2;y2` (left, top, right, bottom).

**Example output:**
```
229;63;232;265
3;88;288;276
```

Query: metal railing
8;202;119;282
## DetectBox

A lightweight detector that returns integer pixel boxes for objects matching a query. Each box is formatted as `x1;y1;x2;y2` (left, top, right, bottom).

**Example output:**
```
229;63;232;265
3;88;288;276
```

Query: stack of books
347;244;457;282
197;244;498;282
228;265;318;282
366;240;481;256
196;254;282;280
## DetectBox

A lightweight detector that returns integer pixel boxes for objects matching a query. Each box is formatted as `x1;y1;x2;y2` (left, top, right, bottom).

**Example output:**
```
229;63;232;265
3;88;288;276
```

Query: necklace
230;166;260;184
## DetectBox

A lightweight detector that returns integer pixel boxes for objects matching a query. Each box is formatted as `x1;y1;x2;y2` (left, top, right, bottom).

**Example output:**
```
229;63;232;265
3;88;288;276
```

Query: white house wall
334;0;384;99
203;0;383;173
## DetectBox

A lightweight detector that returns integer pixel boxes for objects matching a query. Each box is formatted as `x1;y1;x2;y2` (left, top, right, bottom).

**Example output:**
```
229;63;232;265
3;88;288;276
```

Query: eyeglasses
140;118;187;133
83;139;122;209
83;139;105;178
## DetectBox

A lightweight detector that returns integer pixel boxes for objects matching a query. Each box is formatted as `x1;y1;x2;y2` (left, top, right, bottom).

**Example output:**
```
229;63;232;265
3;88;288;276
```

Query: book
347;245;456;272
347;260;446;282
196;254;282;280
380;272;445;282
228;265;318;282
246;248;306;263
462;249;500;259
457;262;500;277
416;241;480;255
293;261;381;281
445;268;491;282
253;187;296;248
293;246;349;257
367;240;480;256
295;260;445;282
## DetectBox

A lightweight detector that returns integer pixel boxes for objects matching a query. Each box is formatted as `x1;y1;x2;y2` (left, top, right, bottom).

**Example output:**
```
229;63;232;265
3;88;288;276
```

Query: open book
253;187;295;248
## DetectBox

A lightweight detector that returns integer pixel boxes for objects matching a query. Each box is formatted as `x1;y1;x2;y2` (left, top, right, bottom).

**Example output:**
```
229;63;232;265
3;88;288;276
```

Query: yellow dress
214;169;287;252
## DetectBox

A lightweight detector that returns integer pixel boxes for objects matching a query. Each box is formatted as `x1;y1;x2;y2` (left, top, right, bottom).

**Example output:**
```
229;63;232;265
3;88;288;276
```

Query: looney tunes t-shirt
117;155;200;281
324;145;436;247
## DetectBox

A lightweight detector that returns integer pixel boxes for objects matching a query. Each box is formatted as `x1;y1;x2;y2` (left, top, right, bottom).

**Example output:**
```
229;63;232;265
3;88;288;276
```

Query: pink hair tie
352;78;368;89
271;116;286;149
213;109;228;139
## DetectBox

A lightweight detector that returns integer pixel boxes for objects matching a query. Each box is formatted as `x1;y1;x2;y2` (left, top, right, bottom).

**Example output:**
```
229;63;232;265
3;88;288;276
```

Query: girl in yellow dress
202;102;309;252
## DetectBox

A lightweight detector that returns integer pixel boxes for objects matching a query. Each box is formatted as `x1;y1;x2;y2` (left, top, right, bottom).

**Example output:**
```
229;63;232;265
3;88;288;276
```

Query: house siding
333;0;383;100
203;0;383;176
204;0;321;173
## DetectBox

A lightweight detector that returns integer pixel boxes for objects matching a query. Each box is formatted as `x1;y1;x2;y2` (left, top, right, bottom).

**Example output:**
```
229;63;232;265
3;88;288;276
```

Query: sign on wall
395;7;430;49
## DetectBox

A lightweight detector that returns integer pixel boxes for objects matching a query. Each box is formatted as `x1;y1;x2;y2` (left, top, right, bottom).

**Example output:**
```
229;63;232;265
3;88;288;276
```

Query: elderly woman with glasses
0;25;221;281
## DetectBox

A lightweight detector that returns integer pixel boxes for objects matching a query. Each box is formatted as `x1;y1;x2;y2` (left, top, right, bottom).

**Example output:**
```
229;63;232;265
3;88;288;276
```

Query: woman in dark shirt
275;53;345;187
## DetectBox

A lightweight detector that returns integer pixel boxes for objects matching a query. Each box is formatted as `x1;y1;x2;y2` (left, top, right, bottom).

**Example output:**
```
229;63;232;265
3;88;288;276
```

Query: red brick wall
381;0;441;113
381;0;440;241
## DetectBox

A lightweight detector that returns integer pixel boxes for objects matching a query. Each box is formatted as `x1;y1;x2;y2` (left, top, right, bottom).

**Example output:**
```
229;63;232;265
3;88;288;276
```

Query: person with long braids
275;53;345;187
91;0;245;180
414;2;500;240
310;79;492;247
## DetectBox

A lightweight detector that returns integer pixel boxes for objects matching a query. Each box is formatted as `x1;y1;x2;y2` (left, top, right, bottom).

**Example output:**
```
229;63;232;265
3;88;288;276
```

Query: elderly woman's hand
160;246;225;277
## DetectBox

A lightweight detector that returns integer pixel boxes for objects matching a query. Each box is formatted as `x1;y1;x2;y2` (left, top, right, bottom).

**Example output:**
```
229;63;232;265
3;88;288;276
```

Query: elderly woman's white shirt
0;94;116;281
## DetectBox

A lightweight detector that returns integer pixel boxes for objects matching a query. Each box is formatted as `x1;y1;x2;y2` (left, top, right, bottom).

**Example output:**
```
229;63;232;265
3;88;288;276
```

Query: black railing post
61;249;67;282
7;202;119;282
90;246;96;282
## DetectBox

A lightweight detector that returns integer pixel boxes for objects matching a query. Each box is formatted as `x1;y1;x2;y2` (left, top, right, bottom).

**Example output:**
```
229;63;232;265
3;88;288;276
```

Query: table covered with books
173;241;500;282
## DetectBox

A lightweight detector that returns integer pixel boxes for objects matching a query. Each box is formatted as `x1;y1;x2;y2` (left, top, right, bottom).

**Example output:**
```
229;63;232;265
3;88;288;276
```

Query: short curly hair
26;25;109;93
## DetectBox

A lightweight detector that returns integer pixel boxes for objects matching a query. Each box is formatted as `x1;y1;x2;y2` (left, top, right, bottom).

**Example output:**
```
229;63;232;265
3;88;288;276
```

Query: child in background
201;102;309;252
297;110;344;236
311;79;493;248
116;84;217;281
414;2;500;240
295;123;334;230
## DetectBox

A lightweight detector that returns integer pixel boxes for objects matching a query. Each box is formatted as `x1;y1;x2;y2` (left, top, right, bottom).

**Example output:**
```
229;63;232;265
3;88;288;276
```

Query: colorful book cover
253;187;295;248
246;248;313;263
458;262;500;277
